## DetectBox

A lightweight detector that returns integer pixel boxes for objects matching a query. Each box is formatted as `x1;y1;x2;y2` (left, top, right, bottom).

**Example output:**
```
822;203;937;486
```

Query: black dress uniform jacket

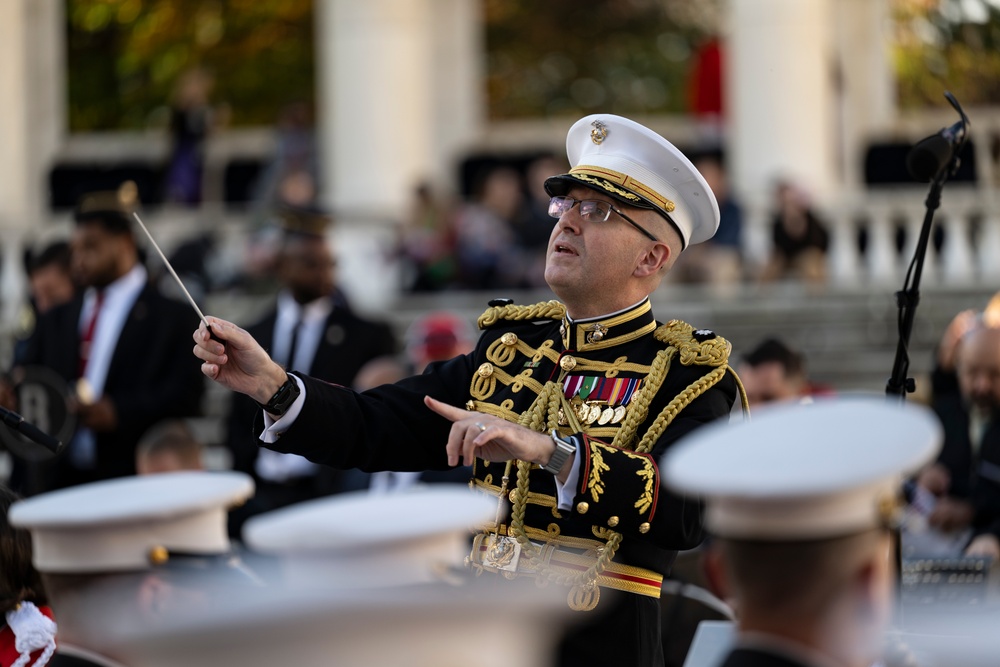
932;393;1000;541
719;648;816;667
226;296;397;482
18;282;203;490
264;298;739;666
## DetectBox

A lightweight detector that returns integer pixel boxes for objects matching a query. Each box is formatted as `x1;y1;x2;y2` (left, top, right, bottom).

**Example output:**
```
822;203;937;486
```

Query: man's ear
634;242;672;278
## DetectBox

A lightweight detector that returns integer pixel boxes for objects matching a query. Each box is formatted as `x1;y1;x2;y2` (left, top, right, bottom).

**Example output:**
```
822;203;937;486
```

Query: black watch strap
257;373;301;417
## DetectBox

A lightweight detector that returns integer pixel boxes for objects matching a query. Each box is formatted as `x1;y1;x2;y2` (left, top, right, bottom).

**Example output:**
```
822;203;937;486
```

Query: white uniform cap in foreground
661;398;942;540
244;486;495;586
9;471;254;573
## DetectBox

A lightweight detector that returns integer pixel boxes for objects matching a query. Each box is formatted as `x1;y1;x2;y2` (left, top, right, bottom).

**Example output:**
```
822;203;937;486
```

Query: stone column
727;0;837;203
0;0;65;331
314;0;484;308
832;0;895;189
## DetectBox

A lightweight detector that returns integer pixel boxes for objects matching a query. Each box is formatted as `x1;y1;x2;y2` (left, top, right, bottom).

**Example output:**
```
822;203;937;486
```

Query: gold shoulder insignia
654;320;731;368
478;300;567;330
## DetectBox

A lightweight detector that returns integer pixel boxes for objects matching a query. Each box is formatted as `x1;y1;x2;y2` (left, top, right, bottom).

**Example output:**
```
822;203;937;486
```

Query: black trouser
557;590;663;667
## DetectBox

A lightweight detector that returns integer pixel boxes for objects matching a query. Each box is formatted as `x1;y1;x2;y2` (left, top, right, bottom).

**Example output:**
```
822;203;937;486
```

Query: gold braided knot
478;300;566;329
655;321;731;368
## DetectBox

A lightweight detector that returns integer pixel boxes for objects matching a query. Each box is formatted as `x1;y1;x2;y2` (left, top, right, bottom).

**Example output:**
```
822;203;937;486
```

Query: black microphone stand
885;168;950;400
886;93;969;402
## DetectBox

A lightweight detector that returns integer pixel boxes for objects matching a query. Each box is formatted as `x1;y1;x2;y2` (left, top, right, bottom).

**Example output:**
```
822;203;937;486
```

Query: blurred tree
483;0;722;119
67;0;314;131
893;0;1000;108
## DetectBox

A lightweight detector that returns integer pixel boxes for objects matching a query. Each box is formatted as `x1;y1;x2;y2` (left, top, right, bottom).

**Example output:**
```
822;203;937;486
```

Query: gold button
148;545;169;566
638;522;650;534
576;502;589;514
509;490;518;502
477;363;494;378
501;332;518;346
466;400;476;410
607;516;619;528
560;356;577;371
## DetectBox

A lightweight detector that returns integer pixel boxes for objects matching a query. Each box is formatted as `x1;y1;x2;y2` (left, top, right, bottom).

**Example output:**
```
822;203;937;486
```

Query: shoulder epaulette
654;319;731;368
477;299;567;330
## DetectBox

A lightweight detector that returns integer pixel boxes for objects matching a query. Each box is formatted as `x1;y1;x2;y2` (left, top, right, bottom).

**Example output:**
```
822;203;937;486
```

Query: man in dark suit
919;323;1000;560
664;399;941;667
16;189;203;492
225;207;397;525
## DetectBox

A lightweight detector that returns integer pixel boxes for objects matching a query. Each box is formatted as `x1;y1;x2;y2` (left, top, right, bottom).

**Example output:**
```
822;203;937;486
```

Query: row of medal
558;375;642;426
558;398;629;426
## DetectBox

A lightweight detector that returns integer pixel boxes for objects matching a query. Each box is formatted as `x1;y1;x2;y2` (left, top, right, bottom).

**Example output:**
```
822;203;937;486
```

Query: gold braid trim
728;366;752;419
633;365;728;454
478;300;566;329
470;401;521;423
611;347;674;451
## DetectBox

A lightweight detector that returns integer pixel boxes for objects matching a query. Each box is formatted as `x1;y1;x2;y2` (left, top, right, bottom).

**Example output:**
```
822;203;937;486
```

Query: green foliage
893;0;1000;108
483;0;720;118
67;0;314;131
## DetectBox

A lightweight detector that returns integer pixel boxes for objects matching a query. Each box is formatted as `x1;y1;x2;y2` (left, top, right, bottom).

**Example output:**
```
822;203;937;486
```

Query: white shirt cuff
554;441;583;511
259;375;307;444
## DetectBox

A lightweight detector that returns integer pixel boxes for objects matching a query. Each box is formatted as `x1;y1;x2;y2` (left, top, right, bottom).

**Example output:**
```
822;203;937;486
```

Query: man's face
957;327;1000;411
739;361;802;407
543;186;657;316
278;236;336;304
71;223;130;289
30;264;75;314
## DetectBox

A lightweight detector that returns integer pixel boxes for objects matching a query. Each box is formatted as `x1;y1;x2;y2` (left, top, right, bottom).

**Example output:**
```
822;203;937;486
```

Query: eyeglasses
547;196;658;242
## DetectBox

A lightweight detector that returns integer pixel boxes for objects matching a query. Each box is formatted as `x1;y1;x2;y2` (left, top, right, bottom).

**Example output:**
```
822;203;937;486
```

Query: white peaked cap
244;486;496;587
544;113;720;247
9;471;254;573
661;398;942;540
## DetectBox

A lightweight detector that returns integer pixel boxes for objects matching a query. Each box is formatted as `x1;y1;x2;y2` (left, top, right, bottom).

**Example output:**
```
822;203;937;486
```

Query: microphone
906;118;967;183
0;406;61;454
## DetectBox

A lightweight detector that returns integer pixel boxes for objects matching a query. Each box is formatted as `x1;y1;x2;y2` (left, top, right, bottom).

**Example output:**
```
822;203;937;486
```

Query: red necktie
78;291;104;377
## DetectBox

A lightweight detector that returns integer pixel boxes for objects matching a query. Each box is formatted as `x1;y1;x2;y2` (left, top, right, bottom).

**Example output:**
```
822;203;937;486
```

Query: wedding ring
475;422;487;433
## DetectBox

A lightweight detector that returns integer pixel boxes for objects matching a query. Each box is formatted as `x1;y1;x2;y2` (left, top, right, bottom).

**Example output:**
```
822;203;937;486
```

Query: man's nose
557;207;583;234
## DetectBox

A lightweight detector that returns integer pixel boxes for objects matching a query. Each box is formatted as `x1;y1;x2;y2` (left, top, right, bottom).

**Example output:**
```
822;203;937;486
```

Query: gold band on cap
569;166;676;213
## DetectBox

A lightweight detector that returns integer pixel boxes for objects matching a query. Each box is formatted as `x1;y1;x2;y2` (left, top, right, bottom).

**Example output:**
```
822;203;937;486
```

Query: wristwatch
257;373;301;417
542;429;577;475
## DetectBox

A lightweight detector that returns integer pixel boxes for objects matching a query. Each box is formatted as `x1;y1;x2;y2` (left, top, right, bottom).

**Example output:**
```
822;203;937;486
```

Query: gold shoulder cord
477;300;566;329
474;311;746;610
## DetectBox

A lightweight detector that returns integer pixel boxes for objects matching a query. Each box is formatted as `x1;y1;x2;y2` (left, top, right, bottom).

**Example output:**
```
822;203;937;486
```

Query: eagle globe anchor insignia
485;535;521;578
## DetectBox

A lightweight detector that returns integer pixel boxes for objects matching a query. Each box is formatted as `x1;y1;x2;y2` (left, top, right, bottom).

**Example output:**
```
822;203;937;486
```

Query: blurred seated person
11;241;76;367
136;420;205;475
398;181;458;293
918;323;1000;559
931;294;1000;399
738;338;811;408
673;152;743;287
759;179;829;285
452;165;520;290
0;485;56;667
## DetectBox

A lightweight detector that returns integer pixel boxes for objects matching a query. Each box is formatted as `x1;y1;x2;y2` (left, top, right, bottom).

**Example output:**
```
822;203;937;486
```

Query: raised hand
423;396;567;478
192;317;288;404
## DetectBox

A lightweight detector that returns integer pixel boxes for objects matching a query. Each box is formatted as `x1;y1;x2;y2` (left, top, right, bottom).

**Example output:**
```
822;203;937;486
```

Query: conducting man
194;114;744;666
